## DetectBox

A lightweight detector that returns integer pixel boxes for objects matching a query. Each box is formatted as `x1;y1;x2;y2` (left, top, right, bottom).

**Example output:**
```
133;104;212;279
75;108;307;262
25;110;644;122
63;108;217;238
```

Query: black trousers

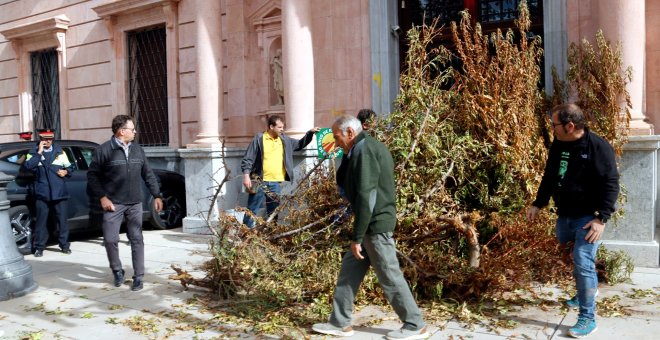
33;199;69;251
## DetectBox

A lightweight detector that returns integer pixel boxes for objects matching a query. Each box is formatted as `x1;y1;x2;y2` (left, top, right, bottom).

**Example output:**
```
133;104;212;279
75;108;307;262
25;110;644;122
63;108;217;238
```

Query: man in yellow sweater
241;115;318;227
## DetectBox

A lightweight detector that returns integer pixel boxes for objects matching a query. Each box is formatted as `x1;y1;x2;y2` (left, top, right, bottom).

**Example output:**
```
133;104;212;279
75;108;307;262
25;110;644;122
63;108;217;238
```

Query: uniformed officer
23;128;73;257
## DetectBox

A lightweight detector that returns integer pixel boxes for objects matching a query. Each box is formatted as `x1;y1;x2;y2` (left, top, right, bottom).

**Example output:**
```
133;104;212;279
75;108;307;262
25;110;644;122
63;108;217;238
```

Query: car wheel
9;205;33;255
150;190;185;229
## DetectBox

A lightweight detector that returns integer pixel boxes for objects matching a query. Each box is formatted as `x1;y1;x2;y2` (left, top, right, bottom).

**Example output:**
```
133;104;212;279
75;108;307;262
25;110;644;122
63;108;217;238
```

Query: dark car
0;140;186;254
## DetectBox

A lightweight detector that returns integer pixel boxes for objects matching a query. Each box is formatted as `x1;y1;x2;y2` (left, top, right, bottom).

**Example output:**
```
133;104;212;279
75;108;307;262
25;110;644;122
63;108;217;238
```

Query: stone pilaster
369;0;399;114
543;0;567;97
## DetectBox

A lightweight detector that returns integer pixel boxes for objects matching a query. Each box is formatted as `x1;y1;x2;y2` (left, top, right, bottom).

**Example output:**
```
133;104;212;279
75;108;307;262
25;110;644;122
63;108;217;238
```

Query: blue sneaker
566;289;599;309
568;317;597;338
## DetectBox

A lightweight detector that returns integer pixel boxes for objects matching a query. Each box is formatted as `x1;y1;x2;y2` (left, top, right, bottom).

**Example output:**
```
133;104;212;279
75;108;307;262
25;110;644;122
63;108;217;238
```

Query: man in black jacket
87;115;163;291
527;103;619;338
24;128;73;257
240;115;318;227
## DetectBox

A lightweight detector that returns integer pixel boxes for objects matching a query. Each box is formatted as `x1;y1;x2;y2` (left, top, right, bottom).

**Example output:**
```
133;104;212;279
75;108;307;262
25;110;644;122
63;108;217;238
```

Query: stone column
190;0;223;145
597;0;651;134
181;1;224;234
282;0;314;136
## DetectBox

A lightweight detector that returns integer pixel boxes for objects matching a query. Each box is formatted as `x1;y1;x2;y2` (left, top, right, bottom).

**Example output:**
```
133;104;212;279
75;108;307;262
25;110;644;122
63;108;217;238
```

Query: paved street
0;228;658;339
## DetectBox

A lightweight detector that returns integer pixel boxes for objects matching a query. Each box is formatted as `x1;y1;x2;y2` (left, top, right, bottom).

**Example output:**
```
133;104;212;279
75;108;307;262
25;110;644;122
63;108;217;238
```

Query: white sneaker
312;323;354;337
386;326;429;339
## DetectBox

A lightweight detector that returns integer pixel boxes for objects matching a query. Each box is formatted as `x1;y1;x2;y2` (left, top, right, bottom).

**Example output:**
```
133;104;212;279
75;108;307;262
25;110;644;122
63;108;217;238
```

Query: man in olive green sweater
312;115;428;340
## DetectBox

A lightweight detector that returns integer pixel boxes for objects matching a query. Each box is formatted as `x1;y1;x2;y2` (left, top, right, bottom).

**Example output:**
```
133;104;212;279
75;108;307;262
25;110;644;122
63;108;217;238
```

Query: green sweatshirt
343;132;397;243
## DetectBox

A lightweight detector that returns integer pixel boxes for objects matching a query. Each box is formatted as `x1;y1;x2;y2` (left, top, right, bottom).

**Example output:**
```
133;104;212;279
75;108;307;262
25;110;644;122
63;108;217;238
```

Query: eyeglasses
122;127;136;133
552;122;564;127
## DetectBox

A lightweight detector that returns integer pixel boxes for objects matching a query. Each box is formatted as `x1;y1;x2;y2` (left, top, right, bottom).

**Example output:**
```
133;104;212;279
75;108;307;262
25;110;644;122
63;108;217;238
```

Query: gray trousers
102;203;144;279
329;232;425;330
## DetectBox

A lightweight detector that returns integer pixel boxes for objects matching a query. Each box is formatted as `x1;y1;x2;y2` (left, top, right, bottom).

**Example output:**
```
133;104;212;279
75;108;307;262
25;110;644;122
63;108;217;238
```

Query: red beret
18;131;33;140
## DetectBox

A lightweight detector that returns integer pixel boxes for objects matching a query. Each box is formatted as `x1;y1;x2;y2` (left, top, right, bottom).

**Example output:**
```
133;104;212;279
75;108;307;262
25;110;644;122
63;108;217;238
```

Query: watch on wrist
594;211;608;223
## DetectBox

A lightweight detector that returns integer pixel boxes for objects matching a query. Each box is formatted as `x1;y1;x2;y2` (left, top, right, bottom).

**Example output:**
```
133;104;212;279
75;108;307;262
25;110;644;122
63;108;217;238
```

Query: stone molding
249;0;282;51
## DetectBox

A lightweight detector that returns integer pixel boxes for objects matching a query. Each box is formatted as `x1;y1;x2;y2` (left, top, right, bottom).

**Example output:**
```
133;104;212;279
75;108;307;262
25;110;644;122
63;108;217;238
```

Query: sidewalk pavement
0;228;657;339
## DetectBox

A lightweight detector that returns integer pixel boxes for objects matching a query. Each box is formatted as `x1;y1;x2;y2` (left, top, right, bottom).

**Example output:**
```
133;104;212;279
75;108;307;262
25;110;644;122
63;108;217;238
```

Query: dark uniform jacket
241;130;315;181
23;143;73;201
87;136;161;205
532;128;619;222
340;132;397;244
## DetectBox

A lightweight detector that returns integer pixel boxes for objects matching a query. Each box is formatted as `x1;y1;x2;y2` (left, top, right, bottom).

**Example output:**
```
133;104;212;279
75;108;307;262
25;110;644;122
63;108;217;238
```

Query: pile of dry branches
172;1;632;332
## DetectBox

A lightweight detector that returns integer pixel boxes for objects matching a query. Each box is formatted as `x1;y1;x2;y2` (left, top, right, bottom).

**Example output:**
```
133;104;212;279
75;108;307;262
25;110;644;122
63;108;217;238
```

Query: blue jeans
243;181;281;228
556;215;601;320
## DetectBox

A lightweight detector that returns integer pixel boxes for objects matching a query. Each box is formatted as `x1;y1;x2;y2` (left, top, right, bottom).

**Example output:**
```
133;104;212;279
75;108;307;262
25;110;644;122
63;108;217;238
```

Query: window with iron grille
128;26;169;146
420;0;465;25
31;48;61;138
480;0;540;22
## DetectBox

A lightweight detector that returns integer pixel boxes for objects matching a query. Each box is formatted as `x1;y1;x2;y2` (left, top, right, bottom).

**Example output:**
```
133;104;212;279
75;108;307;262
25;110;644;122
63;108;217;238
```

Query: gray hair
333;115;363;135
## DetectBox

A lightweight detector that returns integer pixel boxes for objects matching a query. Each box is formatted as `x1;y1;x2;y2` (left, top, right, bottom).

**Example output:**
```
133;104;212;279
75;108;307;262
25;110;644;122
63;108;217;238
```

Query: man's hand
154;197;163;213
37;141;46;154
526;206;540;222
583;218;605;243
56;169;67;177
351;242;364;260
100;196;115;212
310;127;321;133
243;174;252;190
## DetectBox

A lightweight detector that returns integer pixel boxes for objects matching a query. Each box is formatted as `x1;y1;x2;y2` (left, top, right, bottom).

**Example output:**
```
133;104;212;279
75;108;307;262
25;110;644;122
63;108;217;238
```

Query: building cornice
92;0;180;19
0;14;70;41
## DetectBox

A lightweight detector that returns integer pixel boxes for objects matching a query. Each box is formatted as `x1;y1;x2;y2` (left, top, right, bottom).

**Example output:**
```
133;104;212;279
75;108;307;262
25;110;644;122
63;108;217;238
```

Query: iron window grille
480;0;540;23
30;48;61;138
127;26;169;146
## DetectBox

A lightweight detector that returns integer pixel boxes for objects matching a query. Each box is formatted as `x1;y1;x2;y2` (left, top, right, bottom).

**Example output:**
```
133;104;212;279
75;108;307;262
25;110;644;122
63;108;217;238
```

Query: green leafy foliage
552;30;631;154
596;247;634;285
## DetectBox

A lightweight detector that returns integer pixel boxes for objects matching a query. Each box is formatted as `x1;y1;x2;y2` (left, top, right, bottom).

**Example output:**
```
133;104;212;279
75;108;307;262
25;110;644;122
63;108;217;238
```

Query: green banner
316;128;344;159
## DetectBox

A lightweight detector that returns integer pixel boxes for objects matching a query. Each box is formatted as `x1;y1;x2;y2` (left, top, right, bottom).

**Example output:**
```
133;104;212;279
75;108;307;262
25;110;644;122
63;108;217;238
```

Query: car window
79;147;94;168
62;148;78;170
0;150;29;165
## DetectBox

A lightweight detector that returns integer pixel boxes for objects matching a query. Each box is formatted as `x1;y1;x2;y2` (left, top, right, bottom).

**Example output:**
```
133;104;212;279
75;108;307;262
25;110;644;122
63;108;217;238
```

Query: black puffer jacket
87;136;161;205
533;128;619;221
